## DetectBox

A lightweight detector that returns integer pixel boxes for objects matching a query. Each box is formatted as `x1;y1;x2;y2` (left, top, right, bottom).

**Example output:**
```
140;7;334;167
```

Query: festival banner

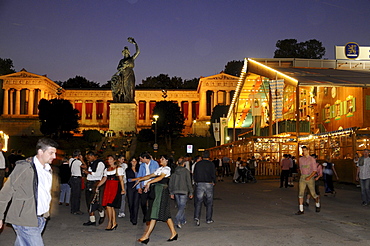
270;79;284;119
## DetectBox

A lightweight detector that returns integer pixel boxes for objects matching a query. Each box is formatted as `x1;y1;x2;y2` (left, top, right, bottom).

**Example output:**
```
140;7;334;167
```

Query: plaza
0;175;368;246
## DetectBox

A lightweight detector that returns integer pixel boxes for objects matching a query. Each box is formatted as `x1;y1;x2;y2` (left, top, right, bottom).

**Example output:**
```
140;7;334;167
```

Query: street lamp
153;115;159;154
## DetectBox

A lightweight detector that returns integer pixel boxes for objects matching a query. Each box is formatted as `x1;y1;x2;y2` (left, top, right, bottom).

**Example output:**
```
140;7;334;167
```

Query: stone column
28;89;34;115
145;101;150;124
15;89;21;115
3;88;8;115
9;89;14;115
213;90;218;108
188;101;192;122
92;101;97;121
199;90;207;119
40;90;45;99
103;101;107;123
226;90;231;105
81;101;86;124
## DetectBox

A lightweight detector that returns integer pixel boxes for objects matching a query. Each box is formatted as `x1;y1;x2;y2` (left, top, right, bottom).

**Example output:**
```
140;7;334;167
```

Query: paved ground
1;176;369;246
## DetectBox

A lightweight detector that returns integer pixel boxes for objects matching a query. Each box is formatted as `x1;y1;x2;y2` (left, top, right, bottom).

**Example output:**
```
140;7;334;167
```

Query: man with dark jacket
169;161;193;228
0;138;58;245
193;150;216;226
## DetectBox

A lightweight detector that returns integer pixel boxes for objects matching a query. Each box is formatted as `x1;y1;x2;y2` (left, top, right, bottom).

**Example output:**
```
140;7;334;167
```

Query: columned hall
0;70;238;136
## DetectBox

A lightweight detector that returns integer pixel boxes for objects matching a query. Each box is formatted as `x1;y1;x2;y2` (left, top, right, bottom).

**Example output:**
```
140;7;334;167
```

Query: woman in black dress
133;155;177;244
126;157;140;225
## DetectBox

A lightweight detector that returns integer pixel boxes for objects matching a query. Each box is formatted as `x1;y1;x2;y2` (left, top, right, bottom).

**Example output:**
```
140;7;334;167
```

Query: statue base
109;103;137;133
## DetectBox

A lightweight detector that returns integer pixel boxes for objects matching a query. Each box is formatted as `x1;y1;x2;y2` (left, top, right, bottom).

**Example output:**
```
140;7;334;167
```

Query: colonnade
199;90;233;117
2;88;54;116
71;100;110;124
137;100;199;124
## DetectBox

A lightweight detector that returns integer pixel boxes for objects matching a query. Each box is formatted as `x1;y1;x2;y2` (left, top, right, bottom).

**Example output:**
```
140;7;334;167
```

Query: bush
83;130;102;143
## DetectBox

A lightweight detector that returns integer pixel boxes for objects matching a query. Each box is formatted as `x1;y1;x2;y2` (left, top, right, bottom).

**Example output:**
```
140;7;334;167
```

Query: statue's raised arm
127;37;140;60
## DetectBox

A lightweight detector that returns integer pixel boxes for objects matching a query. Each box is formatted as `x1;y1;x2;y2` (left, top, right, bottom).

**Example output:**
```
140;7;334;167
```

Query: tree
137;129;155;142
224;60;243;77
0;58;16;75
60;75;100;88
152;101;185;150
274;39;325;59
101;80;112;88
182;78;199;89
136;74;198;89
38;98;79;138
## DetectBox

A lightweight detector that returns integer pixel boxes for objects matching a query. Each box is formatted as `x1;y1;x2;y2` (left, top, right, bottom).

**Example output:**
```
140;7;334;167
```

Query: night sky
1;0;370;85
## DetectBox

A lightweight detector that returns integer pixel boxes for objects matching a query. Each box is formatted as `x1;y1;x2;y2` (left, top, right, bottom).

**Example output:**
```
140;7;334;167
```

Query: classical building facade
0;70;237;136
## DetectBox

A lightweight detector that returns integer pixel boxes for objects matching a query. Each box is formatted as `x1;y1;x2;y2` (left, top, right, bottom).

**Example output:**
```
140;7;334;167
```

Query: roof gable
0;69;48;80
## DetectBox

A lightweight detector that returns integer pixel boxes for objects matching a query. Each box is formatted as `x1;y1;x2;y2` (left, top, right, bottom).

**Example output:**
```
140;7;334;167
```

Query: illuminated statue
111;37;140;102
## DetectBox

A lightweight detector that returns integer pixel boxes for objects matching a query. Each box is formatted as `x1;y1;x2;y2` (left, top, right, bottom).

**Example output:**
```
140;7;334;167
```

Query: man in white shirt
117;155;128;218
0;138;58;246
69;149;86;215
83;151;105;226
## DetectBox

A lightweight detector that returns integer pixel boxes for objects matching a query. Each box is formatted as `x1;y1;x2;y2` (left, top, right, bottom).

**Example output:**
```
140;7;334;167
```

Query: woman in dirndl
133;155;177;244
96;155;125;230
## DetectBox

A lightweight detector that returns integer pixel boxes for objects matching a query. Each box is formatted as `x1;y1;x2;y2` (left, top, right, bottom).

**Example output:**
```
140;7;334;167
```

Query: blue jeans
12;217;46;246
174;194;188;225
59;183;71;204
194;183;214;221
360;178;370;203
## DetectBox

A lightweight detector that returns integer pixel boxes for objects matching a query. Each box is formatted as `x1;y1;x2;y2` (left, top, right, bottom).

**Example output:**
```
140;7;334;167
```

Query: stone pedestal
109;103;137;133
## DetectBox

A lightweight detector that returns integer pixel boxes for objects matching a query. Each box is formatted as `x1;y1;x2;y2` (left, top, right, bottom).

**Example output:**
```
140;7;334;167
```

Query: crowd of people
55;149;216;244
0;137;369;245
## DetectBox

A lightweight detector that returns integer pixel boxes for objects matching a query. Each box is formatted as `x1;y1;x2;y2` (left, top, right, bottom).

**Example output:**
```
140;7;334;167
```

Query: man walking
193;150;216;226
295;146;320;215
0;138;58;245
169;160;193;229
356;149;370;206
83;151;105;226
69;149;86;215
137;152;159;223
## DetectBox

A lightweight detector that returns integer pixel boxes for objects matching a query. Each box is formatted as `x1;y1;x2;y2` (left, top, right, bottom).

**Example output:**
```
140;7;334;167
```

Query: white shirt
358;157;370;180
0;152;5;169
33;156;52;216
103;167;124;177
120;162;128;183
191;162;197;174
154;166;171;178
183;161;190;171
87;161;105;181
69;157;83;177
144;162;151;185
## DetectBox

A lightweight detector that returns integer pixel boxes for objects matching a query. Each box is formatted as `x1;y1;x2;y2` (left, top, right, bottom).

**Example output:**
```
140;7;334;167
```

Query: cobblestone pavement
1;176;369;246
